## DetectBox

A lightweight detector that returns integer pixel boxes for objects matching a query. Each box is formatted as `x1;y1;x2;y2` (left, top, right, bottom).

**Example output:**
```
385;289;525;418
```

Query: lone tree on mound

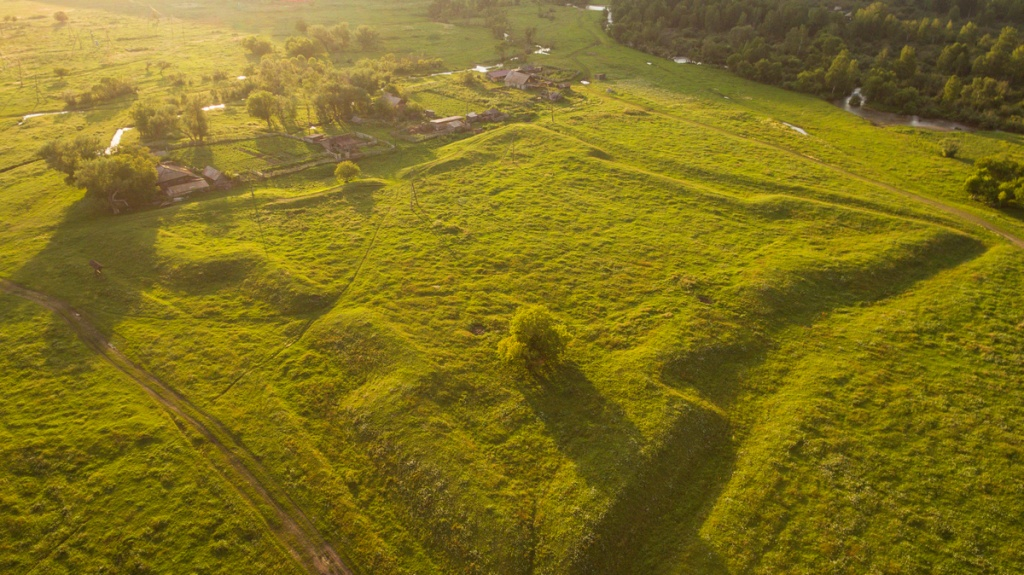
335;160;360;183
498;305;570;372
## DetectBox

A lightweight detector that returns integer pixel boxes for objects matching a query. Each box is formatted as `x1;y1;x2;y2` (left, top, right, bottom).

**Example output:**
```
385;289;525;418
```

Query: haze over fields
3;1;1024;574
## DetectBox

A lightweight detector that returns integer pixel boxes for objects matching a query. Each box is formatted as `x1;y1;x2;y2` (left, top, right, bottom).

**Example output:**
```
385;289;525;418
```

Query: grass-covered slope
0;294;302;574
4;1;1024;574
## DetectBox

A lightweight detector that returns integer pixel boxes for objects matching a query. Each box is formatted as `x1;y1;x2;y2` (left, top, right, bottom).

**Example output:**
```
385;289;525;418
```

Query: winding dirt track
0;278;352;575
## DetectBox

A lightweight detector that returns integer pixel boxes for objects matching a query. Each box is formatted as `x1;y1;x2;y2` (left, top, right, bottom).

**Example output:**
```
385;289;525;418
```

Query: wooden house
202;166;233;190
487;69;511;82
505;70;533;90
382;92;406;109
157;163;209;200
430;116;469;132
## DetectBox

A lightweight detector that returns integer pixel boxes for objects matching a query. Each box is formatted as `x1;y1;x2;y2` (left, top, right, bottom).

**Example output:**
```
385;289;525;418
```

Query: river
837;88;972;132
106;127;132;155
17;111;69;125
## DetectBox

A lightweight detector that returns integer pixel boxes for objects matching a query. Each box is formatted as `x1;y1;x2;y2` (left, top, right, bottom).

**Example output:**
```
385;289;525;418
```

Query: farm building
487;69;511;82
467;108;507;124
382;92;406;108
306;133;377;159
430;116;469;132
481;108;506;122
157;163;209;200
202;166;233;190
505;70;533;90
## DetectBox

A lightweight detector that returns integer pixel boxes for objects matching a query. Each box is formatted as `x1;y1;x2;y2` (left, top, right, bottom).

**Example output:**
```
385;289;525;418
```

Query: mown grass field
3;1;1024;574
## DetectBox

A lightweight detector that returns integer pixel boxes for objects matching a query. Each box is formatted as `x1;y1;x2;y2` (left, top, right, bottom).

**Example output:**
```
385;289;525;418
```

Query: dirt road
0;278;352;575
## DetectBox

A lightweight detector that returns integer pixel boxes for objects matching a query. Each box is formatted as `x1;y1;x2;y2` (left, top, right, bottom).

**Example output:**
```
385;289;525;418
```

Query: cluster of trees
965;156;1024;205
429;0;516;39
610;0;1024;130
242;36;275;58
38;137;158;211
74;146;159;210
240;50;429;128
243;22;381;62
130;94;211;142
427;0;549;56
62;77;135;108
428;0;512;22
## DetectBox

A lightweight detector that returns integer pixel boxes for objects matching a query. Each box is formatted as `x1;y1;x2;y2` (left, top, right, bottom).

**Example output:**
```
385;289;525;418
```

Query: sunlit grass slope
0;294;302;574
3;1;1024;574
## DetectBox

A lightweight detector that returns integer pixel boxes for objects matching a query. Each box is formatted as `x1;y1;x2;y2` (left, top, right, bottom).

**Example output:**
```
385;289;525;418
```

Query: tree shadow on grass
9;197;164;339
568;406;734;575
569;231;991;574
341;181;378;216
83;106;124;125
518;362;642;494
987;203;1024;226
662;230;987;410
177;143;215;171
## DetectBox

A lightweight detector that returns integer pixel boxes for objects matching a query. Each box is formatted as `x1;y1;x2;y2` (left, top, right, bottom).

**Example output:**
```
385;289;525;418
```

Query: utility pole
247;172;270;260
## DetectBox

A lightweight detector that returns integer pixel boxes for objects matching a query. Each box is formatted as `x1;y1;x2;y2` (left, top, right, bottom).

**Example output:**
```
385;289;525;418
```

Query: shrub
63;77;136;108
241;36;274;58
941;139;960;158
335;161;361;183
965;156;1024;207
285;36;326;58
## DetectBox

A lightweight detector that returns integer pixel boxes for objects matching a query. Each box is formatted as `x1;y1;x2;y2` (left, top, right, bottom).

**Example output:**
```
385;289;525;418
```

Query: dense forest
610;0;1024;130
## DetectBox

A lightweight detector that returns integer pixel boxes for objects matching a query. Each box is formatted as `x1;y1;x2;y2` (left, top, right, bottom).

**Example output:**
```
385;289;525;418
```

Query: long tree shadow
662;229;988;409
9;198;163;337
518;362;643;493
568;406;733;575
568;231;989;574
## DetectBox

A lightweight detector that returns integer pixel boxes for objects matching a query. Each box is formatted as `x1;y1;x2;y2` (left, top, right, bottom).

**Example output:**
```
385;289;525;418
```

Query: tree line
238;41;436;129
130;94;211;143
610;0;1024;130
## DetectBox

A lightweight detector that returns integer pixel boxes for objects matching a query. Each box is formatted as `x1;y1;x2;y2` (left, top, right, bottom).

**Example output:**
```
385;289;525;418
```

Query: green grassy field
4;1;1024;574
